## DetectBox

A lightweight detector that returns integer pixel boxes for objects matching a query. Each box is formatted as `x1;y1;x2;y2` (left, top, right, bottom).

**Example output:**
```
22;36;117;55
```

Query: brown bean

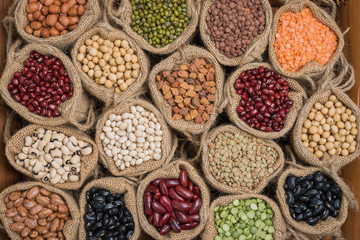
44;0;54;6
60;0;69;3
60;30;68;35
12;198;23;207
6;201;14;209
43;232;56;238
38;14;46;21
21;190;28;198
29;0;38;3
38;208;53;218
17;205;28;217
49;4;60;14
67;24;77;31
13;214;26;222
50;194;65;205
58;231;65;240
67;7;77;16
40;27;50;38
36;195;50;206
9;191;21;201
42;19;47;27
24;200;36;210
60;3;70;13
29;204;44;215
47;213;57;222
58;15;69;26
24;218;37;229
28;14;34;22
47;204;58;212
21;227;31;237
46;14;58;26
68;0;76;7
32;10;42;20
10;222;25;232
28;214;39;220
57;212;68;219
55;22;65;31
77;0;86;4
37;218;47;226
26;3;40;13
29;230;39;238
27;186;40;200
54;0;62;5
36;226;48;235
34;236;44;240
33;29;42;37
57;219;65;231
25;25;34;34
77;5;85;16
68;16;79;25
40;188;51;196
5;195;9;203
50;218;60;232
41;6;49;15
49;27;60;36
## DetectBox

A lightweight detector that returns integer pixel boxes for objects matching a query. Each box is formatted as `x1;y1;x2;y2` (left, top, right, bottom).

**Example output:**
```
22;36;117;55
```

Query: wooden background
0;0;359;239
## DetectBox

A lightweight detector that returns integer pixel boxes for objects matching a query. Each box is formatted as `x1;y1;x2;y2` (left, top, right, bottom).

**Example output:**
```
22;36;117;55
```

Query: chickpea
124;70;132;79
86;54;93;61
77;53;84;62
346;109;352;115
302;128;308;134
119;48;126;56
329;95;337;102
97;38;104;45
108;73;117;82
88;61;95;69
335;108;342;115
328;148;336;156
304;120;311;128
126;78;134;86
82;65;89;73
334;141;341;149
325;142;334;150
92;42;100;49
328;136;335;142
125;62;132;69
308;112;315;120
351;128;358;135
113;51;121;58
319;138;327;145
85;39;93;46
349;115;356;122
312;133;320;142
133;63;140;70
118;65;125;72
346;135;354;143
121;40;129;49
325;101;334;108
315;150;323;158
311;121;319;127
348;146;356;153
335;101;343;108
342;142;350;149
301;134;308;141
99;76;106;85
341;149;349;156
79;45;87;53
321;107;328;115
88;69;94;78
92;34;100;41
104;80;113;88
114;40;121;47
94;70;102;78
99;59;106;67
110;66;117;73
315;113;323;122
92;57;99;64
127;48;134;55
309;126;318;134
83;58;89;65
319;145;326;152
116;72;124;80
120;83;128;91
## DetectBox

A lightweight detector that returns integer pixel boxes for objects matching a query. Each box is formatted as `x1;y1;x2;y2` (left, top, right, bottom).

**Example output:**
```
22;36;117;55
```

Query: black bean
294;185;303;197
104;203;115;211
313;204;325;217
93;195;105;203
325;202;336;212
305;189;318;197
303;209;312;220
286;191;295;205
295;213;304;221
316;182;324;191
126;231;134;239
305;174;314;181
84;213;96;222
331;186;341;195
310;197;323;206
299;196;310;202
287;176;297;190
321;209;330;221
334;199;341;210
307;217;319;226
331;210;339;217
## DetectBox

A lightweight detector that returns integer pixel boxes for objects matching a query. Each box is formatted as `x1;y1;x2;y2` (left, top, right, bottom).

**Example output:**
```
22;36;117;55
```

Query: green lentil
214;198;275;240
130;0;190;48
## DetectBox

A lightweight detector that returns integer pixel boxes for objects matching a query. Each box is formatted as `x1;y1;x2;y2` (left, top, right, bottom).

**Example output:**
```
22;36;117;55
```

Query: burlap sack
71;24;150;107
199;0;272;66
225;62;304;139
0;181;80;240
0;42;96;131
78;177;140;240
5;124;99;190
95;98;176;178
148;45;224;136
137;160;210;240
269;0;344;80
279;0;337;19
104;0;200;55
202;194;286;240
14;0;101;49
202;124;285;194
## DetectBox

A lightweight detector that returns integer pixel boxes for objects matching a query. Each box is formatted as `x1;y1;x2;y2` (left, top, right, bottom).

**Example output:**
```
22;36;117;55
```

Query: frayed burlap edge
137;160;210;240
202;124;285;194
225;62;304;139
0;181;80;240
280;0;337;19
202;194;286;240
78;177;140;240
5;124;99;190
199;0;272;66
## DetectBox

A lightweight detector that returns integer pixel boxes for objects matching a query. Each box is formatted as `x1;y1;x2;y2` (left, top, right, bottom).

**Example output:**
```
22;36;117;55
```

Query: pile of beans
274;7;338;72
206;0;266;58
76;34;140;92
130;0;190;48
8;51;73;118
214;198;275;240
84;187;134;240
5;186;70;239
284;171;342;226
15;128;92;184
156;58;216;124
143;170;202;235
208;131;279;189
234;66;293;132
100;106;164;171
301;95;358;158
25;0;86;38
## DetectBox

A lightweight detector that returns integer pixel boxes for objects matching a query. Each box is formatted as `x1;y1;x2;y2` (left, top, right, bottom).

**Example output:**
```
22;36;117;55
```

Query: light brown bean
50;218;60;232
77;5;85;15
36;195;50;206
44;0;55;6
27;186;40;200
24;218;37;229
38;218;47;226
46;14;58;27
14;197;25;207
29;230;39;238
10;222;25;232
49;27;60;36
21;227;31;237
32;10;42;20
17;205;28;217
26;3;40;13
55;22;65;32
60;3;70;13
38;208;53;218
49;4;60;14
29;204;44;215
9;191;21;201
24;200;37;210
59;15;69;26
40;188;51;196
28;14;34;22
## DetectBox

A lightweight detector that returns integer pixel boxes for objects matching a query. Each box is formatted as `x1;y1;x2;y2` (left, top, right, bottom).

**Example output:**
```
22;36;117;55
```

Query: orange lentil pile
274;7;338;72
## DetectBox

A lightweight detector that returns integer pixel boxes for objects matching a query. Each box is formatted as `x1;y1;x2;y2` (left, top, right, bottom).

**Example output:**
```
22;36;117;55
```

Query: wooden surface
0;0;359;239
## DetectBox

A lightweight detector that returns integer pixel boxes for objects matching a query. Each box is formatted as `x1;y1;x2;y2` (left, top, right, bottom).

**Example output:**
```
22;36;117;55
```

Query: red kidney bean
179;169;188;187
152;178;163;186
152;201;167;214
153;212;161;227
187;214;200;222
165;179;180;188
159;225;171;235
160;181;168;196
181;221;199;230
169;217;181;233
187;180;193;192
148;214;154;225
145;184;159;194
160;196;173;212
189;198;202;215
169;187;184;201
175;185;193;200
175;211;189;223
154;192;161;201
159;212;171;227
171;200;192;211
144;194;153;216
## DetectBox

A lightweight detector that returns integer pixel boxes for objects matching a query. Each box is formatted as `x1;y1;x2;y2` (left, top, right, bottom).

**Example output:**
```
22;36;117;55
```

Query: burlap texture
279;0;337;19
71;25;150;107
0;181;80;240
105;0;200;55
202;194;286;240
202;124;285;194
15;0;101;49
199;0;272;66
95;99;176;178
5;124;99;190
78;177;140;240
0;42;96;131
148;45;224;136
268;0;344;80
137;160;210;240
225;62;304;139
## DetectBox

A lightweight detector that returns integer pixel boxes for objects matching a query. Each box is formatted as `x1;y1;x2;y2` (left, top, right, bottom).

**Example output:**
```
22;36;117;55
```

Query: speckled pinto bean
4;186;70;240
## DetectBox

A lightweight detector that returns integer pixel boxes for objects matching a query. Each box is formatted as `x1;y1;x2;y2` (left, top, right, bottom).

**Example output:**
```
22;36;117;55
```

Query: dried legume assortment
15;128;92;184
143;169;202;235
274;7;338;72
214;198;275;240
205;0;266;58
301;95;358;158
284;172;342;226
76;34;140;92
4;186;70;239
84;187;135;240
156;58;216;124
130;0;190;48
8;51;73;118
100;106;163;171
234;66;293;132
25;0;86;38
208;131;279;189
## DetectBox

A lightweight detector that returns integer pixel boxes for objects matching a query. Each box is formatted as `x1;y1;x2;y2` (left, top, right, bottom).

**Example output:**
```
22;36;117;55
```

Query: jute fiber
148;45;225;136
202;124;285;194
0;42;96;131
268;0;344;80
71;24;150;107
104;0;200;55
225;62;304;139
95;99;176;178
15;0;101;49
78;177;140;240
202;194;286;240
0;181;80;240
280;0;337;19
5;124;99;190
199;0;272;66
137;160;210;240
